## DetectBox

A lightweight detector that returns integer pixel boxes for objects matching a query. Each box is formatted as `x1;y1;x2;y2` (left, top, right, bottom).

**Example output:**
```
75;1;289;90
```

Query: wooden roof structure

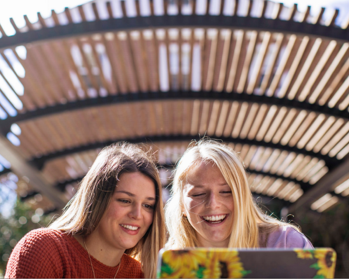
0;0;348;216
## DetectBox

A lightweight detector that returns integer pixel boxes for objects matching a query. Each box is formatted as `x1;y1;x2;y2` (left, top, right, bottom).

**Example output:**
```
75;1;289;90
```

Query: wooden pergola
0;0;348;216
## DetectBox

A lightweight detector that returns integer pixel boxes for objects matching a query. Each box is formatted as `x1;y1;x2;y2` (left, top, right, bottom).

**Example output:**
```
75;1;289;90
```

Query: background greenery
0;199;53;277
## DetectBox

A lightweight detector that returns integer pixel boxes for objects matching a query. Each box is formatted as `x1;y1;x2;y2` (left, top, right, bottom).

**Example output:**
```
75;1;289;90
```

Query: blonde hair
165;139;298;249
50;143;165;278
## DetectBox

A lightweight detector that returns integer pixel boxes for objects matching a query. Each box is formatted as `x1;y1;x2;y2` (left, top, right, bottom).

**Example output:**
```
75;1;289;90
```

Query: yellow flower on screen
203;250;246;278
314;249;336;278
162;250;207;271
294;249;314;259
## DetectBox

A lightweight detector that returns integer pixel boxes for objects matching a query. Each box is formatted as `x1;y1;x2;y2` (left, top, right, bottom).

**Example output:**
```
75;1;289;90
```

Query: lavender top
261;225;314;248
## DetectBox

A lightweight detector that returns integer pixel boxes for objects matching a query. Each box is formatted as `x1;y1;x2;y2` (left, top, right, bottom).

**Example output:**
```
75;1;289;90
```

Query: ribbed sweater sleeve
5;228;144;278
5;229;63;278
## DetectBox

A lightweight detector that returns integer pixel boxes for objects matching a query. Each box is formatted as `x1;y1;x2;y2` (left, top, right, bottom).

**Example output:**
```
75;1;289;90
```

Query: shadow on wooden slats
203;29;217;91
207;100;221;136
246;32;271;94
237;31;257;93
213;29;231;92
309;43;349;104
223;101;239;137
143;30;159;92
224;30;238;92
130;31;149;92
215;100;230;137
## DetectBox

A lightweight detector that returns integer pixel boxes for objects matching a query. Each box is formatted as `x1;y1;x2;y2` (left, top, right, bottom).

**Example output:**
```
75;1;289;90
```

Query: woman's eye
192;193;205;197
118;199;130;204
144;204;155;210
221;191;232;194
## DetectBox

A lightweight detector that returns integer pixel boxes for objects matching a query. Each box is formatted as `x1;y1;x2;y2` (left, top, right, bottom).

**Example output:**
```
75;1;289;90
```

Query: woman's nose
206;192;220;209
128;204;142;219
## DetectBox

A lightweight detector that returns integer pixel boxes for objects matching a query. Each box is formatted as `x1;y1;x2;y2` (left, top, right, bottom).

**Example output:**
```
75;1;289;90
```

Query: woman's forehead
184;161;227;185
116;172;156;198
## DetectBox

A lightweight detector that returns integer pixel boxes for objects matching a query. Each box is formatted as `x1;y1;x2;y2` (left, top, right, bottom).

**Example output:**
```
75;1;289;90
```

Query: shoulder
266;225;314;249
119;254;143;278
5;228;66;278
24;227;65;239
17;228;68;250
14;228;65;250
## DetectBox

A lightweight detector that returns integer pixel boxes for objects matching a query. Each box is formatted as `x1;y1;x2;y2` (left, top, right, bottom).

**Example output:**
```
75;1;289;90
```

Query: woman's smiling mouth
201;214;228;224
120;224;140;234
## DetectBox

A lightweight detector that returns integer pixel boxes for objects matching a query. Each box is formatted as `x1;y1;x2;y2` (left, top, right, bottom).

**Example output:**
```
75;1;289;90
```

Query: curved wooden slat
289;155;349;213
0;14;348;51
1;91;348;135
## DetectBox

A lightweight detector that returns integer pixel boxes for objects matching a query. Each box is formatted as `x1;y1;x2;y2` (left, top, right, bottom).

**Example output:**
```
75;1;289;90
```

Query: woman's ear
181;203;187;217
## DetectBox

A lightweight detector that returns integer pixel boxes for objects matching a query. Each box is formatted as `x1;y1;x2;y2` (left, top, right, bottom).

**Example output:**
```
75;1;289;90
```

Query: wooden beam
288;155;349;213
0;15;348;51
0;135;66;209
0;90;347;136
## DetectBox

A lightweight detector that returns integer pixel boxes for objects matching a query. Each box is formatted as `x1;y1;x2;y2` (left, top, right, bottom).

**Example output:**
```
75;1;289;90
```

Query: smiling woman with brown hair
165;139;313;250
6;143;165;278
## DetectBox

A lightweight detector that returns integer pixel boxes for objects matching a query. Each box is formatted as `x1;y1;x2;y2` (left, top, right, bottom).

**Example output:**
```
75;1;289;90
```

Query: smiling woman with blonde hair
6;143;165;278
165;139;312;249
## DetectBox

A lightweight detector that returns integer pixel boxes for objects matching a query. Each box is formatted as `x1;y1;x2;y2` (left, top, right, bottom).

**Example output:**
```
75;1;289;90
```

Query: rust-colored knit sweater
5;228;143;278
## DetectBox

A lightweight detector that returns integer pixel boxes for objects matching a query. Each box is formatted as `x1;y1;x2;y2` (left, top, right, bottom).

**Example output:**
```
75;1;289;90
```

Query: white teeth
121;224;138;231
202;215;226;222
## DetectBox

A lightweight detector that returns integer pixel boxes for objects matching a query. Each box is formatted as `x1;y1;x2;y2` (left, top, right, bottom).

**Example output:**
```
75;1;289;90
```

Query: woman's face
95;172;156;251
182;162;234;247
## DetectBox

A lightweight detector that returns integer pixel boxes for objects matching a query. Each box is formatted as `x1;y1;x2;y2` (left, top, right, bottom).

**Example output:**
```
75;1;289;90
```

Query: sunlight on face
95;172;156;251
182;162;234;248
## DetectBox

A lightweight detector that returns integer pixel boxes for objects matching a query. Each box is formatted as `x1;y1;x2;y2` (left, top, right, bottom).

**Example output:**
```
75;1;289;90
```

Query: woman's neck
75;234;125;267
197;236;230;248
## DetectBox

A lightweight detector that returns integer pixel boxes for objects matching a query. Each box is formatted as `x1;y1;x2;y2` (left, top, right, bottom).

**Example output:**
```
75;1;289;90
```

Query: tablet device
157;248;336;278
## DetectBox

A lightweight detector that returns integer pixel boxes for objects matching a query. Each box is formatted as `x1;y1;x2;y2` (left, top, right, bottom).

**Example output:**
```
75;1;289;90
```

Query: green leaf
304;249;315;254
310;263;320;270
241;270;252;277
161;262;174;275
196;266;206;278
313;275;326;278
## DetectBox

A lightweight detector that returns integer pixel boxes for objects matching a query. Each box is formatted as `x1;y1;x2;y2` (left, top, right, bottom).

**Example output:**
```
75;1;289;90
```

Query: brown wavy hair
50;142;165;278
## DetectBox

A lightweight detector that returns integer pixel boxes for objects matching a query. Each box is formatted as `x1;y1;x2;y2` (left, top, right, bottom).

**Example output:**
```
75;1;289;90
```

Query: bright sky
0;0;90;36
0;0;348;36
277;0;349;7
274;0;349;25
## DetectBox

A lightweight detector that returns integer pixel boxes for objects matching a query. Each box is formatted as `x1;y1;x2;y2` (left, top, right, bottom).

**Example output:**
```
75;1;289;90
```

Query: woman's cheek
186;198;203;213
144;209;154;224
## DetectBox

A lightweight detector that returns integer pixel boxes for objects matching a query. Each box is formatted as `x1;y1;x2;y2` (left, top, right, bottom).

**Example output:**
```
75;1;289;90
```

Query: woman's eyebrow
115;190;134;196
115;190;155;200
186;184;205;189
189;183;228;188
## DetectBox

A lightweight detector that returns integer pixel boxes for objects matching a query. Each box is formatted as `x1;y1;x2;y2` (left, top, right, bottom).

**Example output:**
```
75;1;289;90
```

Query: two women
6;139;312;278
6;143;165;278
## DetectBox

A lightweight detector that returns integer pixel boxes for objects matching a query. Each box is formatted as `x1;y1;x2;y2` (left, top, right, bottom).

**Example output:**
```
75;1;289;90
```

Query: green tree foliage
0;199;52;277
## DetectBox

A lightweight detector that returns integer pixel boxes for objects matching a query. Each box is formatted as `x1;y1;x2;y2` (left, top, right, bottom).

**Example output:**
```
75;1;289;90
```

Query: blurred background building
0;0;348;277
